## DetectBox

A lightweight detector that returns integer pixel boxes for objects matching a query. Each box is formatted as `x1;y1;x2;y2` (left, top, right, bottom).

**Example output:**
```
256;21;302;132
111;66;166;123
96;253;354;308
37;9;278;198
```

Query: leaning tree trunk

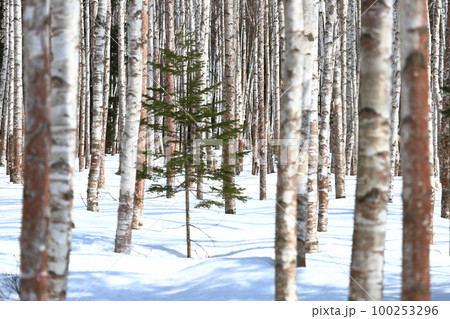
47;0;79;300
20;0;51;301
275;0;303;301
87;0;107;212
400;0;431;301
114;0;143;254
348;0;392;301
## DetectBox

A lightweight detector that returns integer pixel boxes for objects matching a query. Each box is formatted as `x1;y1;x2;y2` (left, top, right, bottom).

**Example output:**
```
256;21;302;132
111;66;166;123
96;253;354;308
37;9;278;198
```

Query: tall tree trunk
87;0;107;211
304;0;319;254
333;2;346;199
0;0;10;168
388;0;401;203
223;0;237;214
258;0;266;200
318;0;336;232
275;0;302;301
78;0;87;172
133;0;149;230
117;0;126;162
164;0;176;198
349;0;392;301
99;0;112;189
47;0;79;300
11;0;23;184
20;0;51;301
114;0;144;254
400;0;431;301
441;0;450;219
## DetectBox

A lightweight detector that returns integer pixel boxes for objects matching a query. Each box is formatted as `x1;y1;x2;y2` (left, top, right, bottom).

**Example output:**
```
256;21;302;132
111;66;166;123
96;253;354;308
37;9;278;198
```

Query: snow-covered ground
0;155;449;301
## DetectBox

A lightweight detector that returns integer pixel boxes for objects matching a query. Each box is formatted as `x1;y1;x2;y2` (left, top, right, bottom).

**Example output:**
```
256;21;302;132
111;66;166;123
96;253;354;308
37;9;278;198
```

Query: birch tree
20;0;51;301
47;0;79;300
441;0;450;219
318;0;336;232
114;0;143;254
12;0;23;184
223;0;237;214
87;0;107;211
164;0;176;198
400;0;431;301
275;0;302;301
349;0;392;301
304;0;319;254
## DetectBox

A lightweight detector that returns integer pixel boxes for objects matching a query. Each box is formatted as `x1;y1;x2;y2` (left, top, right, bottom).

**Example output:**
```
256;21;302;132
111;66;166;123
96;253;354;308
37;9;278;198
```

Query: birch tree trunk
318;0;336;232
223;0;237;214
441;0;450;219
400;0;431;301
257;0;266;200
11;0;23;184
20;0;51;301
87;0;107;211
275;0;303;301
388;0;401;203
349;0;392;301
164;0;176;198
0;0;10;168
99;0;111;189
117;0;126;160
332;27;346;199
114;0;143;254
47;0;79;300
133;0;149;230
304;0;319;254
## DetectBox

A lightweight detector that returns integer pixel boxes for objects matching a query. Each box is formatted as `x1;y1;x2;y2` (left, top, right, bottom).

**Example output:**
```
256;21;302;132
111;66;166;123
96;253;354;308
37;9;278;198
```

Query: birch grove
0;0;448;302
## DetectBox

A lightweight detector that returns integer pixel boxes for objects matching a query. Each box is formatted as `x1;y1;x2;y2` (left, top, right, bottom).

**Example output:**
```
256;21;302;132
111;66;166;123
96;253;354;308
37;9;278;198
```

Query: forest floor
0;155;449;301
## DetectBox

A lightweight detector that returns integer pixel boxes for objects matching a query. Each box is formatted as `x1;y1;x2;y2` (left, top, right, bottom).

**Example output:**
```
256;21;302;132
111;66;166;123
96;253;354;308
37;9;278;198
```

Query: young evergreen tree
144;36;248;257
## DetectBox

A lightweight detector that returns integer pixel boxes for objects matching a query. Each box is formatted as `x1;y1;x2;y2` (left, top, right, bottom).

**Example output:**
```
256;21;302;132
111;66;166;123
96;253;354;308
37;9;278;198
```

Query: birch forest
0;0;449;302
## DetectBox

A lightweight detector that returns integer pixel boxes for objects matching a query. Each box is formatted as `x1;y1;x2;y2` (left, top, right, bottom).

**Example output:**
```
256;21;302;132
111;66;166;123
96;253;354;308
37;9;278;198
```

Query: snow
0;154;449;301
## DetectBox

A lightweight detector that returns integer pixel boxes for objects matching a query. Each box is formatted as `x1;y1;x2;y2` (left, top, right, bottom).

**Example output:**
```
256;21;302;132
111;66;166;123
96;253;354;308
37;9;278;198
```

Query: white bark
47;0;79;301
349;0;392;301
114;0;143;254
275;0;303;301
86;0;107;211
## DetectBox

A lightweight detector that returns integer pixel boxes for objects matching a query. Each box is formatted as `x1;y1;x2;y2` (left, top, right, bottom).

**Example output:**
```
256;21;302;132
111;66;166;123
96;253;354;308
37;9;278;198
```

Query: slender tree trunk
400;0;431;301
114;0;144;254
78;0;86;172
164;0;176;198
257;0;266;200
304;0;319;254
87;0;107;212
275;0;302;301
20;0;51;301
47;0;79;300
223;0;237;214
83;0;91;170
318;0;336;232
99;0;112;189
11;0;23;184
133;0;149;230
388;0;401;203
349;0;392;301
117;0;126;162
441;0;450;219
